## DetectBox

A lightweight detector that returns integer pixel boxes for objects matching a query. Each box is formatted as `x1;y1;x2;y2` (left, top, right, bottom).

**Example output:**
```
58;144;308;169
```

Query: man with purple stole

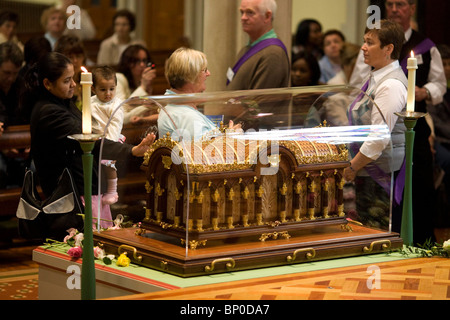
226;0;289;90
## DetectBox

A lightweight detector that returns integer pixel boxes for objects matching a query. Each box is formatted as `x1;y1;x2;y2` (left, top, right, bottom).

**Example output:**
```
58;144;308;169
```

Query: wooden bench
0;124;151;218
0;125;32;218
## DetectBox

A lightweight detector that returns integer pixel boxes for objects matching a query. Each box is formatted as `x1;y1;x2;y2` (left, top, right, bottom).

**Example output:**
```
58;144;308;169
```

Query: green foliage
391;238;449;258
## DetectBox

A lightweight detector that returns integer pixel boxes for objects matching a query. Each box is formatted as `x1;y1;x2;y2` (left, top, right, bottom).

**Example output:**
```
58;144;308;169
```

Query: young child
91;66;124;205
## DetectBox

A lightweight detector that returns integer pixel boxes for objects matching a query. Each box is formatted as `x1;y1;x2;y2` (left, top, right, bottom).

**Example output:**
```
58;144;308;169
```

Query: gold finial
279;183;288;196
211;189;220;202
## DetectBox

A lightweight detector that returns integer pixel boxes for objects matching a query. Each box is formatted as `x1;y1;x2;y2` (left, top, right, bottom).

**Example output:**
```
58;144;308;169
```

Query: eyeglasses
132;58;149;65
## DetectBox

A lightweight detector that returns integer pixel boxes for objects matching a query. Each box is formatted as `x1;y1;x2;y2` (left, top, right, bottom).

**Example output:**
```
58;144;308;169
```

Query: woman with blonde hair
41;7;66;50
158;47;240;141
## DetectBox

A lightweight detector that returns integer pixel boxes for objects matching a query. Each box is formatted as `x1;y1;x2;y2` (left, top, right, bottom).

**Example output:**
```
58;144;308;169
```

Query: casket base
93;223;403;278
139;216;348;243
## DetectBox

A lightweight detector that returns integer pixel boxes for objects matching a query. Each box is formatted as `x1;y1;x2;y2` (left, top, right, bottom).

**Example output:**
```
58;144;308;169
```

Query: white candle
406;51;418;113
80;67;92;134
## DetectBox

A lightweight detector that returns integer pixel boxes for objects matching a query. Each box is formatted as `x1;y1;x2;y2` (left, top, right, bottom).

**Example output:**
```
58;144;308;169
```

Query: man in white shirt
350;0;446;106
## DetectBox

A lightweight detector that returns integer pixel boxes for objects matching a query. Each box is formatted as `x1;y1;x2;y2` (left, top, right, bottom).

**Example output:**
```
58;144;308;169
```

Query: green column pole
400;118;417;247
80;140;96;300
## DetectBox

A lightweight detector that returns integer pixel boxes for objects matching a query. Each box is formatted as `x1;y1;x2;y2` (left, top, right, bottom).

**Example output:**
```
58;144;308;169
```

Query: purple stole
400;38;435;74
348;79;370;124
348;78;404;206
227;38;288;85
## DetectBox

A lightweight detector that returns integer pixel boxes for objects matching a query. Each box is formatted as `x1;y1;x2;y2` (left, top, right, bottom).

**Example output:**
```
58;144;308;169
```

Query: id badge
227;67;235;83
416;54;424;65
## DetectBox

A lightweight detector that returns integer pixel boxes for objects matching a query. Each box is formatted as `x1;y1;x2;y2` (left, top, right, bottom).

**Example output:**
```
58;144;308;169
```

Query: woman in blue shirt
158;47;240;141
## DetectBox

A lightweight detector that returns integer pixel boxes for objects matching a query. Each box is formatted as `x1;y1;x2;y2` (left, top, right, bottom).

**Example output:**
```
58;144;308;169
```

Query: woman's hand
140;67;157;94
131;133;156;157
415;86;429;102
228;120;243;132
343;166;357;182
344;152;373;182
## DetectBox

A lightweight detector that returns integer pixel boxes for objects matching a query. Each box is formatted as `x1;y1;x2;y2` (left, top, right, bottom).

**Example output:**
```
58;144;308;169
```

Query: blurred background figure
97;9;146;66
428;44;450;224
0;42;29;189
58;0;97;41
0;11;24;51
19;37;52;122
19;37;52;78
290;51;321;87
319;29;346;83
41;7;66;50
328;42;360;85
292;19;323;60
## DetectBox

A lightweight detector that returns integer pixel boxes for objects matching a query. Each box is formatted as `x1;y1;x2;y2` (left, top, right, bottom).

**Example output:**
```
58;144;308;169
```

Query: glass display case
93;85;404;277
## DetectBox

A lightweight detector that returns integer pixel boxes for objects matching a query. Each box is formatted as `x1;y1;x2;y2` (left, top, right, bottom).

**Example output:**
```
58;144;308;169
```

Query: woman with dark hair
343;20;408;230
290;51;321;87
22;37;52;71
19;37;52;121
116;44;155;98
115;44;157;123
97;9;146;66
54;35;88;110
292;19;323;60
25;52;154;234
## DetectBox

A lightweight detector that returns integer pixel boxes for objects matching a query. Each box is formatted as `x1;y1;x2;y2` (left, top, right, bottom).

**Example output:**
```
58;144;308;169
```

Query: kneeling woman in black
24;52;154;238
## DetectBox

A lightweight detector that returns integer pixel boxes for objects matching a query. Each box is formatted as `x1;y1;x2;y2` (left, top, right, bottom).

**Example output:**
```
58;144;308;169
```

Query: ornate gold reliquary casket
94;87;404;277
139;130;350;248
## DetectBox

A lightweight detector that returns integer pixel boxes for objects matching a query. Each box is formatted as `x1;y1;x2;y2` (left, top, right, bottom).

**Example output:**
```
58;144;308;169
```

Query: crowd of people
0;0;449;243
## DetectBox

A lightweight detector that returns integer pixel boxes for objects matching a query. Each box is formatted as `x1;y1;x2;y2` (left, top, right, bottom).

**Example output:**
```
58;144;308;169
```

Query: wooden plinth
93;224;403;278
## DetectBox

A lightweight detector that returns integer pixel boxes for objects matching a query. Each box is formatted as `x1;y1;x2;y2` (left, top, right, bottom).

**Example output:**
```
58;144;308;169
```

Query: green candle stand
394;111;427;246
69;133;102;300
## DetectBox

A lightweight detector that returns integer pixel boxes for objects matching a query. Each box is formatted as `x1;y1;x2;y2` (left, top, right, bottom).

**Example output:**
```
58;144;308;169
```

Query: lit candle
406;51;418;113
80;67;92;134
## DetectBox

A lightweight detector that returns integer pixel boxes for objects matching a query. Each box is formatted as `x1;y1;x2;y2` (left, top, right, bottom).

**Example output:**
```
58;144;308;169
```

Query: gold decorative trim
259;231;291;242
181;239;207;250
161;155;172;169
